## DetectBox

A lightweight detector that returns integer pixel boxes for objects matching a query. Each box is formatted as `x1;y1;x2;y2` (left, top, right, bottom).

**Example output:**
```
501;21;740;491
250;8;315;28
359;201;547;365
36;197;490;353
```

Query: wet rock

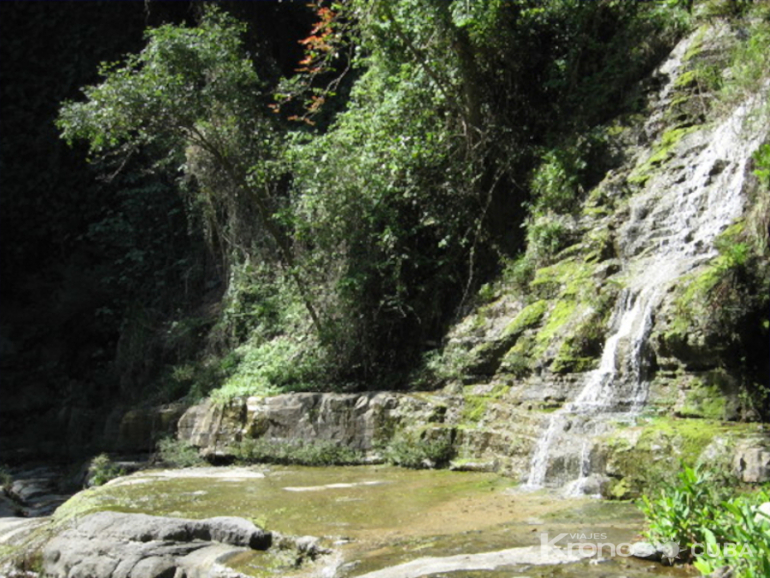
43;511;271;578
0;492;21;517
0;517;50;548
629;540;682;564
449;460;497;472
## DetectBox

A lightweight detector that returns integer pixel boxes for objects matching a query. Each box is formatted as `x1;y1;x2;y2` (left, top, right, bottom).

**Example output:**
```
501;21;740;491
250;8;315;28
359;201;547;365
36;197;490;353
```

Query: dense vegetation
50;0;689;402
640;466;770;577
1;0;768;453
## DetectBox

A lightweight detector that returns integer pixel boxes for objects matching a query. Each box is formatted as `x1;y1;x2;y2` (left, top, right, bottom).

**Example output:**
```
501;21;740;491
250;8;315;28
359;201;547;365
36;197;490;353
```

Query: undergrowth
380;430;455;469
232;438;364;466
87;454;125;487
156;437;205;468
639;464;770;577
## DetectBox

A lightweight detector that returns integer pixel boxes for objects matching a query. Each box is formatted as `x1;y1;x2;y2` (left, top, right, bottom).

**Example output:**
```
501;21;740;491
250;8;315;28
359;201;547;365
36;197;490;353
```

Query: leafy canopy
57;6;262;163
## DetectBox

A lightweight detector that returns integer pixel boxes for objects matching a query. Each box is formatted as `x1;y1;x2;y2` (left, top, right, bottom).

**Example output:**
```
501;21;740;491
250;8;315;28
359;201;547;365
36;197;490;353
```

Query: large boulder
43;511;271;578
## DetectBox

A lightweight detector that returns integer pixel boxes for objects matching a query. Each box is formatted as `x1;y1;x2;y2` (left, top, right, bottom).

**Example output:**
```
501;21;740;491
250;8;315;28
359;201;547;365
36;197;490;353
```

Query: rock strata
177;392;446;458
43;511;271;578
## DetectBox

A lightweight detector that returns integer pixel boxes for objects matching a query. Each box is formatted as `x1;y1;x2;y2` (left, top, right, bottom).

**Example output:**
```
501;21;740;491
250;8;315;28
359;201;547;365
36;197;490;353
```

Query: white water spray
524;32;768;492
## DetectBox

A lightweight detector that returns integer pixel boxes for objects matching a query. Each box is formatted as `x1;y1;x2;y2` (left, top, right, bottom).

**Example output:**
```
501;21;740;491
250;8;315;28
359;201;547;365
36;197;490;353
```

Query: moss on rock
601;417;760;499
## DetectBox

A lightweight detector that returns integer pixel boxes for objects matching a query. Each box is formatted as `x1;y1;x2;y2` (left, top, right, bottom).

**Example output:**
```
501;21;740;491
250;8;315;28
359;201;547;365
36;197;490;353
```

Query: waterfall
523;30;769;492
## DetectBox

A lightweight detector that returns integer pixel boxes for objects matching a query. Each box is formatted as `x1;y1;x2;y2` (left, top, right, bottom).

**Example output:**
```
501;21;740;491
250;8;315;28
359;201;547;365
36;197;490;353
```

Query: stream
54;465;692;578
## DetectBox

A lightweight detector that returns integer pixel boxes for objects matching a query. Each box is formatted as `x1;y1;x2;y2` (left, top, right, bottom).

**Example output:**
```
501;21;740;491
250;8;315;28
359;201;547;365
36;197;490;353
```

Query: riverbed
49;465;693;578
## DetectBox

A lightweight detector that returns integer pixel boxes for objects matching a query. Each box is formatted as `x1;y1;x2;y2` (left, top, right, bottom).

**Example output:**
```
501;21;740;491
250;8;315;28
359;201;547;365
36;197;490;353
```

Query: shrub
232;438;364;466
210;336;328;404
156;437;204;468
381;430;454;469
87;454;125;487
639;465;770;576
692;491;770;578
525;214;577;265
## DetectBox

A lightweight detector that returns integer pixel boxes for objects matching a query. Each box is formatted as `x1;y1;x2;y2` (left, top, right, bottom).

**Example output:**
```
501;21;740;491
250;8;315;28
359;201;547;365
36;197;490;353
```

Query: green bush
639;465;770;576
692;492;770;578
753;143;770;190
210;337;326;404
87;453;125;487
525;214;577;265
232;438;364;466
381;431;454;469
719;9;770;107
156;437;204;468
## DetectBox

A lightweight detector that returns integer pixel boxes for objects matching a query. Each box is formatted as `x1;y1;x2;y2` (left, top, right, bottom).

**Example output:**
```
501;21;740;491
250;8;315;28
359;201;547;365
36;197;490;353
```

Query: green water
54;466;692;578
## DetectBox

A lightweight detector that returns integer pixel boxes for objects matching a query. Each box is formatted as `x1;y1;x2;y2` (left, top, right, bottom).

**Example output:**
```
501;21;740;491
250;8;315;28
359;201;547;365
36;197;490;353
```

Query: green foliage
58;6;260;157
525;214;577;265
420;346;477;386
49;0;695;404
87;454;125;487
639;465;770;576
753;143;770;190
502;255;536;290
531;149;585;214
156;437;204;468
719;7;770;108
381;430;455;469
211;337;326;404
639;466;729;554
530;131;610;215
699;0;755;19
232;438;364;466
692;493;770;577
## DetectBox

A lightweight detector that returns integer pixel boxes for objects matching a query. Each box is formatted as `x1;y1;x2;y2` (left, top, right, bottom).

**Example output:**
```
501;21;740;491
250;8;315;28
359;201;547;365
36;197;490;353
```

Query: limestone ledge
176;392;448;458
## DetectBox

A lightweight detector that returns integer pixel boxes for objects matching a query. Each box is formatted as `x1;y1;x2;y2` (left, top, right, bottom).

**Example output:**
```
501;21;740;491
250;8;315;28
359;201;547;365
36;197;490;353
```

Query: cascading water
524;29;769;494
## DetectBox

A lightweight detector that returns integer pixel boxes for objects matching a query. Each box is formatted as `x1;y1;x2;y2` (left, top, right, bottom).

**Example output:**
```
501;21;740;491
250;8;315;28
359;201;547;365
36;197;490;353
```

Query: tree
57;5;326;338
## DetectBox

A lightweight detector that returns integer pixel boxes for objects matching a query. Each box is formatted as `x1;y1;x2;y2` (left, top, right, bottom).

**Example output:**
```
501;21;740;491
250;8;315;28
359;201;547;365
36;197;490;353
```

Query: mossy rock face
628;125;701;186
498;336;535;377
600;417;760;499
674;371;741;420
461;383;509;425
502;300;548;340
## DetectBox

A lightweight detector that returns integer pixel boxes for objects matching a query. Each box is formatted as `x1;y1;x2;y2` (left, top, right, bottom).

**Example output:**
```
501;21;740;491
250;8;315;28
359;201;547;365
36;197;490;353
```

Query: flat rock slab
352;545;590;578
106;467;266;487
43;511;271;578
